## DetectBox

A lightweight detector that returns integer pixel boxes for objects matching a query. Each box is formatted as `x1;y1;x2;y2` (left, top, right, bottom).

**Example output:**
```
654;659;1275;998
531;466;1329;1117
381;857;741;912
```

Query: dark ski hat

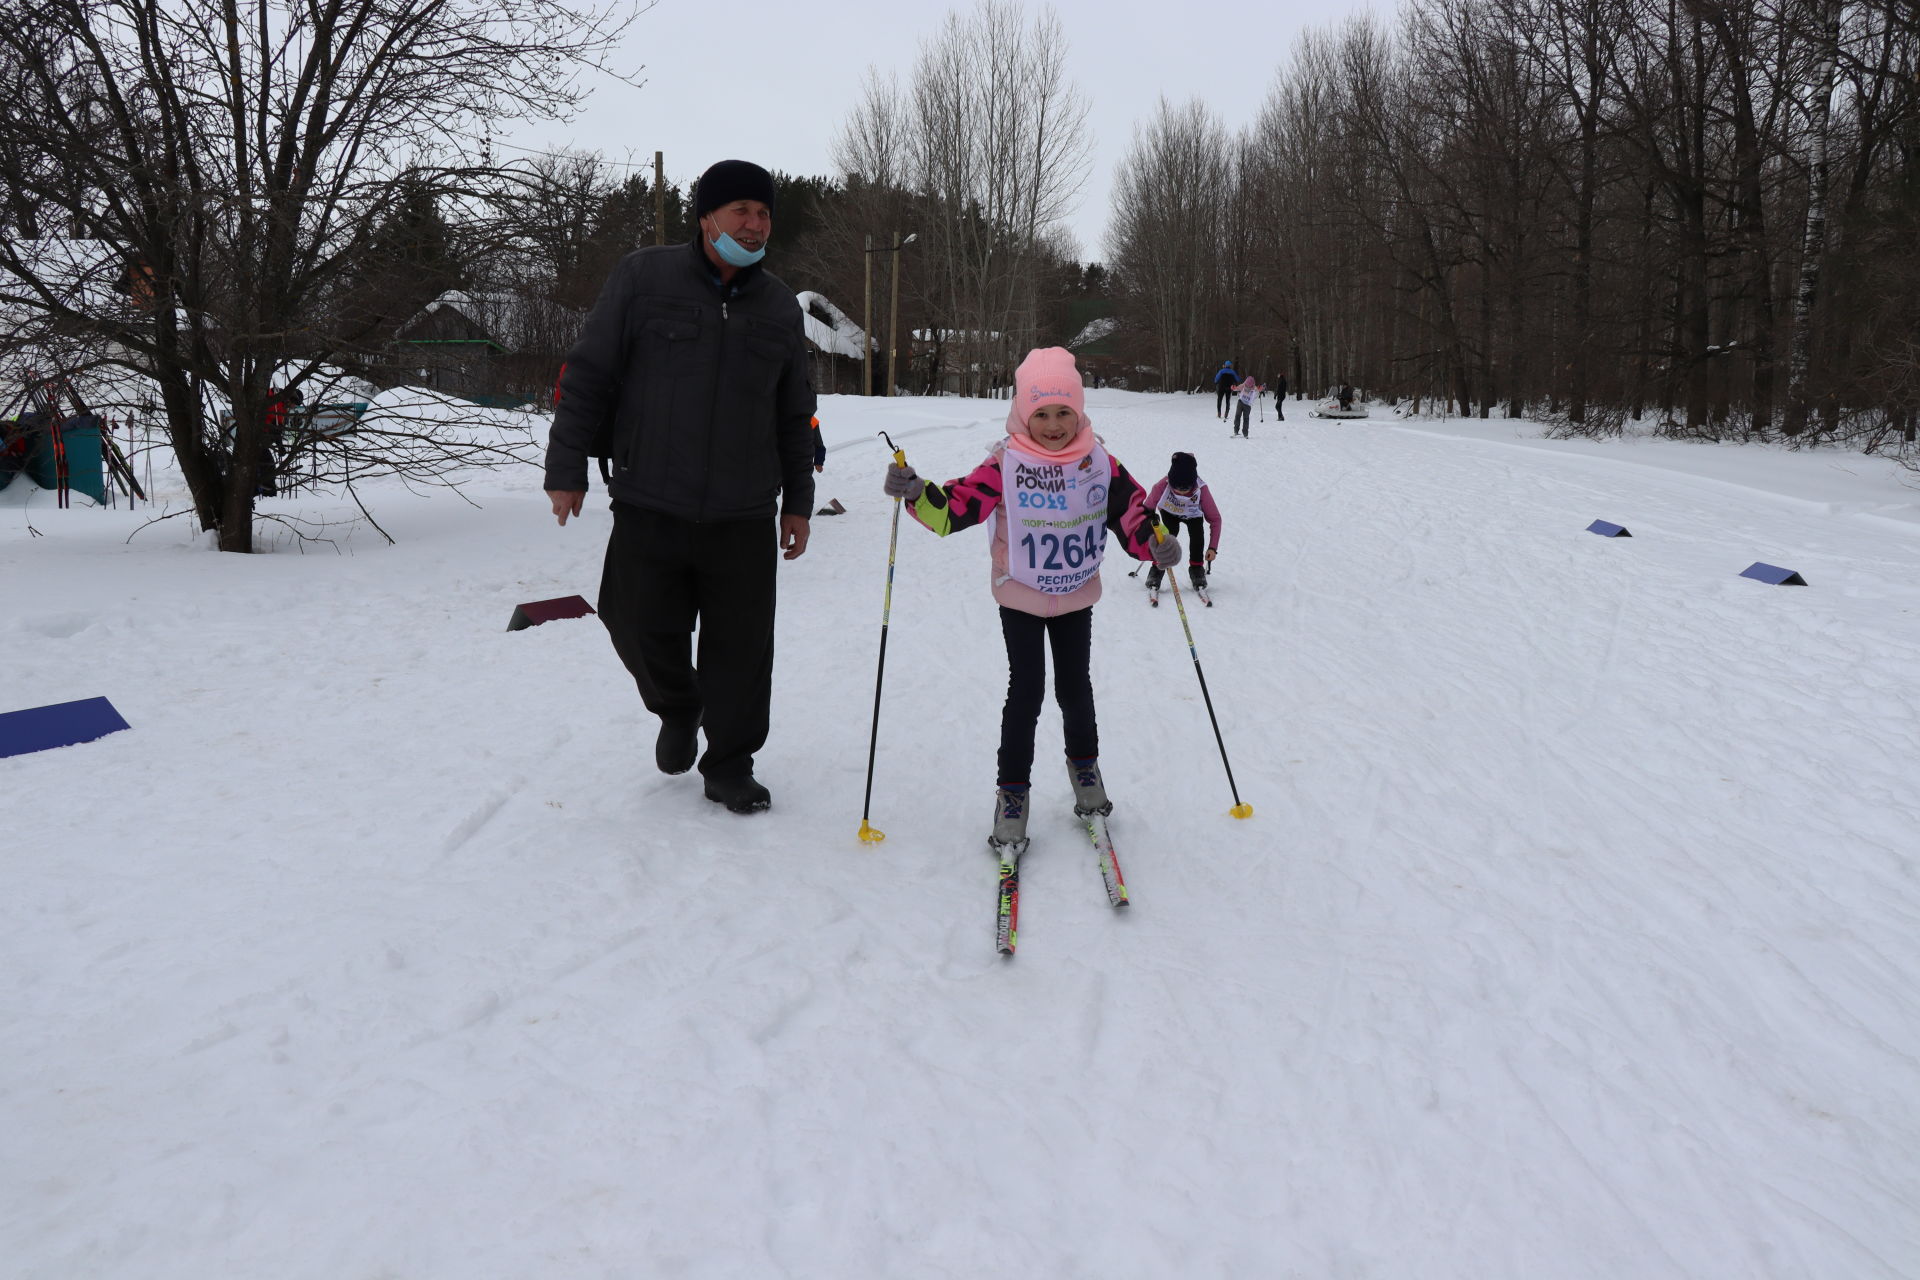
1168;451;1198;489
694;159;777;218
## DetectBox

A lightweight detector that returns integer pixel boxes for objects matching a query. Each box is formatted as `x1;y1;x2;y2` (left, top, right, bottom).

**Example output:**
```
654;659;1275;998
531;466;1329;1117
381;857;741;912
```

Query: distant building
795;291;869;396
391;292;514;403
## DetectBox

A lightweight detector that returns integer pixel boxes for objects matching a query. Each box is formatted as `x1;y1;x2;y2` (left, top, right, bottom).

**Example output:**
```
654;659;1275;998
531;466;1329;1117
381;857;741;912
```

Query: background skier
1232;375;1259;437
1143;451;1222;601
1212;360;1239;420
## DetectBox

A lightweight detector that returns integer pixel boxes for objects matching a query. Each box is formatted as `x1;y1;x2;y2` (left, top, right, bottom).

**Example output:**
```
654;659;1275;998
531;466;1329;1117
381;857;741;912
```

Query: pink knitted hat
1004;347;1093;458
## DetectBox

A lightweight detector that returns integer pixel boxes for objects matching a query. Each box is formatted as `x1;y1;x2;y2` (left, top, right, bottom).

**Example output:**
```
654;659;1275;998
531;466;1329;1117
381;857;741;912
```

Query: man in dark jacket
544;159;816;815
1271;372;1287;420
1212;360;1238;420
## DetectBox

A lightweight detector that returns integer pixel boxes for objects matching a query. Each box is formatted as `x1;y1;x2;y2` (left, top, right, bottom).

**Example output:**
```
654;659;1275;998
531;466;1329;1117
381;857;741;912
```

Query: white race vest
1004;441;1112;595
1158;478;1207;521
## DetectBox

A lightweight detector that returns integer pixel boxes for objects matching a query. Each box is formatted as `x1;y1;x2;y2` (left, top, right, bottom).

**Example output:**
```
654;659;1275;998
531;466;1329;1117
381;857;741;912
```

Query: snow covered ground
6;388;1920;1278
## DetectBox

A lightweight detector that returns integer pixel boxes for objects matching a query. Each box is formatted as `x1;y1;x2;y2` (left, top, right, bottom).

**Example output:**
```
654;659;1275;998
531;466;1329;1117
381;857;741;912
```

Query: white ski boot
1067;758;1112;817
988;786;1030;855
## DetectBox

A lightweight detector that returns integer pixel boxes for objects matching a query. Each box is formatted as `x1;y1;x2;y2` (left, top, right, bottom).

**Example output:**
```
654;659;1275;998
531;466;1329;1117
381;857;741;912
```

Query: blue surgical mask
708;230;766;267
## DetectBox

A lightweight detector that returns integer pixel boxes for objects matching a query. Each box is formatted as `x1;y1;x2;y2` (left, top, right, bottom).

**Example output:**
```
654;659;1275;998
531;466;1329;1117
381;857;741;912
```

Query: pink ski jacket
1145;478;1224;552
905;439;1161;617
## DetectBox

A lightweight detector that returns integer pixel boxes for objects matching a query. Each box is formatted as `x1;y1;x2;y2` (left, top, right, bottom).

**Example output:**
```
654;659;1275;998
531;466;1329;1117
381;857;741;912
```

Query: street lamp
864;231;917;396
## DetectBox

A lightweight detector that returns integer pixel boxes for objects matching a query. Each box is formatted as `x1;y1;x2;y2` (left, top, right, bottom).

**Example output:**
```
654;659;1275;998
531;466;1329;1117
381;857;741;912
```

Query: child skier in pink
882;347;1182;851
1143;450;1222;598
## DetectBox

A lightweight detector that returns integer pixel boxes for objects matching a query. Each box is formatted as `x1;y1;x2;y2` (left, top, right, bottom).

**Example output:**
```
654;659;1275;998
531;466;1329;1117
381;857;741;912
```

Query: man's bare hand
547;490;585;526
780;514;810;560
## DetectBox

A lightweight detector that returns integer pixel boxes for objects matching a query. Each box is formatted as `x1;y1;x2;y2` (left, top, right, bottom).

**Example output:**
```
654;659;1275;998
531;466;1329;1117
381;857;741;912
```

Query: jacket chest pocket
738;326;788;393
636;317;702;378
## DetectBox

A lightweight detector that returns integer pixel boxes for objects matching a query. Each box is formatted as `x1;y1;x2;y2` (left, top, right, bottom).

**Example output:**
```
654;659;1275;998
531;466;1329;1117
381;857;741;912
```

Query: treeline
462;0;1104;400
1105;0;1920;445
449;149;1099;404
14;0;1910;558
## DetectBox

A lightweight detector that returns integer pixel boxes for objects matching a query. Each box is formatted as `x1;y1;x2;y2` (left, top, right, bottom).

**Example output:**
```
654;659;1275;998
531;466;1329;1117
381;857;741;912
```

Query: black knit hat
694;159;777;218
1168;451;1198;489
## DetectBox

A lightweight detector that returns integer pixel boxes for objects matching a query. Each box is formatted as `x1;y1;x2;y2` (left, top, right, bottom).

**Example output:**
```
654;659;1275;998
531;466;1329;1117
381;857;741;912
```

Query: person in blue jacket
1212;360;1239;420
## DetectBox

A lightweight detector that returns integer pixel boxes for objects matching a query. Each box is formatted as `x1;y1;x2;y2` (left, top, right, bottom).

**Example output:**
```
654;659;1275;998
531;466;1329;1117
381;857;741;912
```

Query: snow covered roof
910;329;1004;342
795;291;867;360
421;290;513;321
1068;317;1118;350
405;289;590;353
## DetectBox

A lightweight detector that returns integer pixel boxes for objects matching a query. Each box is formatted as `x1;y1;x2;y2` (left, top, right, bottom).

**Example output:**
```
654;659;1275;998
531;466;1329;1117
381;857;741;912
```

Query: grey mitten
1150;528;1183;568
883;463;926;501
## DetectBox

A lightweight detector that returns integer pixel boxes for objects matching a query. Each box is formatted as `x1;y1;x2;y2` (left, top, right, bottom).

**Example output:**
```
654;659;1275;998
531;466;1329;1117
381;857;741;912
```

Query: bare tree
1783;0;1841;436
834;0;1091;395
1108;97;1231;392
0;0;636;551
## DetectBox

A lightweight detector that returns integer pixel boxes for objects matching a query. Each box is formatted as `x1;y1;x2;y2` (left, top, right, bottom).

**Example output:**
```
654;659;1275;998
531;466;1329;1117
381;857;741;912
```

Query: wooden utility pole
654;152;665;245
863;233;874;397
886;231;903;397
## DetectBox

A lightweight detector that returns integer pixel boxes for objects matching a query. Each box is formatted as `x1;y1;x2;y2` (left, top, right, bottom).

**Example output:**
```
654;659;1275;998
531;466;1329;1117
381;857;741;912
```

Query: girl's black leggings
1152;513;1207;568
997;605;1096;787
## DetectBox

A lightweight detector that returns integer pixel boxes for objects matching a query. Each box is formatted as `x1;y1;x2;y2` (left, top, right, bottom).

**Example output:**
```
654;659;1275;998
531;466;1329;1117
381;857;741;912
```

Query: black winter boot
655;713;701;775
704;773;771;814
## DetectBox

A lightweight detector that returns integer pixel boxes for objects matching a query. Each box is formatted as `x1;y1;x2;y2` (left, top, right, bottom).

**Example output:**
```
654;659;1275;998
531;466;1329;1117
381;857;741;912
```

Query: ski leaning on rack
992;816;1128;957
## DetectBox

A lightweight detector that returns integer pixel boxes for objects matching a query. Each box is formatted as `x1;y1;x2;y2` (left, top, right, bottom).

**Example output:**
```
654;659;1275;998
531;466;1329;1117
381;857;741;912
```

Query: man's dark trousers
599;502;776;782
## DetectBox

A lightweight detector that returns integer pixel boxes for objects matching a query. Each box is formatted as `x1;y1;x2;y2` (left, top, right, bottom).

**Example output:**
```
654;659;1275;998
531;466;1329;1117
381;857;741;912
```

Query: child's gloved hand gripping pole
859;431;911;844
1150;515;1254;819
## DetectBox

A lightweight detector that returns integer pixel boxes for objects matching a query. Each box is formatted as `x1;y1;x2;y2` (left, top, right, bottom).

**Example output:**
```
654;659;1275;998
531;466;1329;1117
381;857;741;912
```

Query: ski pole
858;430;909;843
1150;516;1253;819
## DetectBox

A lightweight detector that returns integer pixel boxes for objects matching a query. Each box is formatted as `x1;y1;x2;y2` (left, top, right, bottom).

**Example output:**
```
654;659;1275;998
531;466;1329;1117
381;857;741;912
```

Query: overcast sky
503;0;1381;264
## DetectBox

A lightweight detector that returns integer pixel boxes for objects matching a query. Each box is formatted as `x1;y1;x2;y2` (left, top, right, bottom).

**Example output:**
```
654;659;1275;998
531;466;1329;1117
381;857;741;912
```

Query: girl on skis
881;347;1182;851
1143;451;1222;598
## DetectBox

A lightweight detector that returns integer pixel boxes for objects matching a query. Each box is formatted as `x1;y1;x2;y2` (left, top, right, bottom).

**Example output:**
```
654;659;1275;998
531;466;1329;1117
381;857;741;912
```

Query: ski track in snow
5;392;1920;1278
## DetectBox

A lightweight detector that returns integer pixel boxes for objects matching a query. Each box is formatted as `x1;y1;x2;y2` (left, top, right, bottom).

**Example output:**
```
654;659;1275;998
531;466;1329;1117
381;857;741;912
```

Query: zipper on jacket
702;291;729;522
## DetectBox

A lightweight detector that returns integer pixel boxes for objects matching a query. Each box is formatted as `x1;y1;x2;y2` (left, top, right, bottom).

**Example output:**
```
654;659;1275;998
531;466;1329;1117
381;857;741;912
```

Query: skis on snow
1147;582;1211;607
992;811;1128;957
993;839;1023;955
1082;809;1130;907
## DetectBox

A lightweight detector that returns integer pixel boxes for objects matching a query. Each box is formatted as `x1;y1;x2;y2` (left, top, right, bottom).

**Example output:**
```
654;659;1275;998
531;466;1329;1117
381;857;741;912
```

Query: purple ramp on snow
507;594;597;632
1739;562;1808;586
0;697;131;759
1586;520;1632;537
